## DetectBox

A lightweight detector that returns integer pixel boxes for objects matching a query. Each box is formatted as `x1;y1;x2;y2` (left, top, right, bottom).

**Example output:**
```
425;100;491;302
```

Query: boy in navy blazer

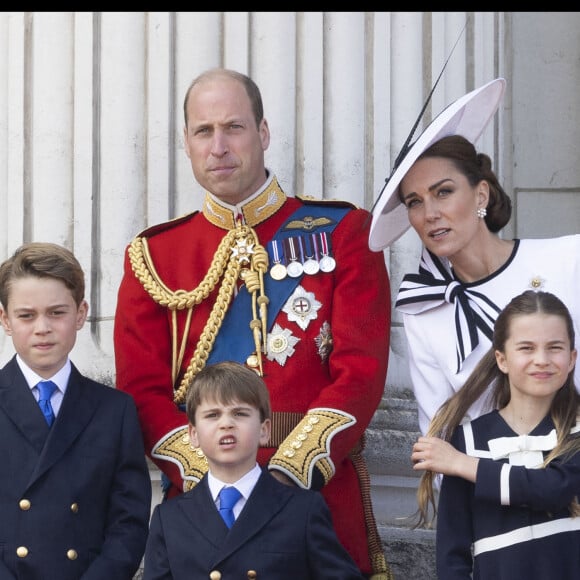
143;360;364;579
0;242;151;579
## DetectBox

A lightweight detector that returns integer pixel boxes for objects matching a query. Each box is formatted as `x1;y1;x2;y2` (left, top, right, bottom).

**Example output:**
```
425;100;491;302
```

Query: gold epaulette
296;193;359;210
269;408;356;488
151;426;209;490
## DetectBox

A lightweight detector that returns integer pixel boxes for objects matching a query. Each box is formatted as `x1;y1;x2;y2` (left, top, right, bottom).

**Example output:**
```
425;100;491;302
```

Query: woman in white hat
369;78;580;436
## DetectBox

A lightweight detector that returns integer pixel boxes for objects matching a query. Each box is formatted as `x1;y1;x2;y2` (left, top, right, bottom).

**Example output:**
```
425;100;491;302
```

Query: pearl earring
477;207;487;219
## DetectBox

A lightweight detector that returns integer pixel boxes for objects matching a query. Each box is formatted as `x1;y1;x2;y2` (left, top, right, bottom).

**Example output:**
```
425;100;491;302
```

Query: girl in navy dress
412;290;580;579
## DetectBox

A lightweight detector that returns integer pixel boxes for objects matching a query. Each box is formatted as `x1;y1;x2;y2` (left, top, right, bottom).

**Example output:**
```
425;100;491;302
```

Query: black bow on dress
395;248;502;373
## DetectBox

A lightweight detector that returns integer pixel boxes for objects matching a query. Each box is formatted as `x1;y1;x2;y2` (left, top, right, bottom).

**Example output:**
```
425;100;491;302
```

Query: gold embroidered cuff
269;408;356;489
151;426;209;487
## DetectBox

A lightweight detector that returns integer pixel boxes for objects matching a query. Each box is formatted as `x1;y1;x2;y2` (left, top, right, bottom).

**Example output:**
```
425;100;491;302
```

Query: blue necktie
37;380;57;426
218;486;241;528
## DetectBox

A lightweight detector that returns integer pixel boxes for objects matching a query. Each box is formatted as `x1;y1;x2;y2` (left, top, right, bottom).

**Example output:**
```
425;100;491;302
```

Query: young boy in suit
0;242;151;580
143;360;365;579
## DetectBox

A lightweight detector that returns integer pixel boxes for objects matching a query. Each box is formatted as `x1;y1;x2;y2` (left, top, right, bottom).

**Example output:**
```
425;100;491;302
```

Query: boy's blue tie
218;486;241;528
37;380;57;426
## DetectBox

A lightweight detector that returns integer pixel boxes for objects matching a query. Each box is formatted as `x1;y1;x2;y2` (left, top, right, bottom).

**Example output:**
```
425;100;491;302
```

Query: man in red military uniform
114;68;392;579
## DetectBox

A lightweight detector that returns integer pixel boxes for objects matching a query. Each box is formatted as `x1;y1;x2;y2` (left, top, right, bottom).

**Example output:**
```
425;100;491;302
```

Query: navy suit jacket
143;468;364;579
0;356;152;580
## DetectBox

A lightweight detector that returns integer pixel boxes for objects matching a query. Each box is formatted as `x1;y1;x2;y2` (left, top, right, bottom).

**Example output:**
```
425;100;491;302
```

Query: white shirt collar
208;463;262;503
17;354;72;394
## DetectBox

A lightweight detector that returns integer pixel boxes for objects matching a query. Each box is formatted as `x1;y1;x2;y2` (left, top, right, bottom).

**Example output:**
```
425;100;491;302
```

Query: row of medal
269;232;336;281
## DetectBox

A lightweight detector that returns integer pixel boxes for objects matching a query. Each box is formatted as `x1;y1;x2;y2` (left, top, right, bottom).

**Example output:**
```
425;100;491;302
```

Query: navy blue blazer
143;468;365;579
0;356;152;580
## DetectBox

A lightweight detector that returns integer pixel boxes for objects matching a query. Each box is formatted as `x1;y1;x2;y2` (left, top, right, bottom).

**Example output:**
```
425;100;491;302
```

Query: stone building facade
1;11;579;578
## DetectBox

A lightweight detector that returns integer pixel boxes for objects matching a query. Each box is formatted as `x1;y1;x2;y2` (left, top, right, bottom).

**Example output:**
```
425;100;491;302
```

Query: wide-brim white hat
368;77;506;251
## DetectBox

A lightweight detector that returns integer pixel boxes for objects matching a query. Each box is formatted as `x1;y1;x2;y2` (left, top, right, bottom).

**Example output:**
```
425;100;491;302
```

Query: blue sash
207;204;350;364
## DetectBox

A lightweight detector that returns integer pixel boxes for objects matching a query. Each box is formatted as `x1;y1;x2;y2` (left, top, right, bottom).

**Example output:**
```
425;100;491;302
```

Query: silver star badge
231;238;255;264
266;324;300;366
314;321;333;362
282;285;322;331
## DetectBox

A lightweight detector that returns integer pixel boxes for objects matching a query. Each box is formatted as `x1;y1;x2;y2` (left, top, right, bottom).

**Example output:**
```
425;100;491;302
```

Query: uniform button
19;499;31;510
67;549;78;560
16;546;28;558
209;571;222;580
247;571;257;579
70;503;79;513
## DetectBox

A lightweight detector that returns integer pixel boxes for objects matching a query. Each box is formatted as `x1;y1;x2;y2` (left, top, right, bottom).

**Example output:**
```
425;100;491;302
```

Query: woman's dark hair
413;134;512;232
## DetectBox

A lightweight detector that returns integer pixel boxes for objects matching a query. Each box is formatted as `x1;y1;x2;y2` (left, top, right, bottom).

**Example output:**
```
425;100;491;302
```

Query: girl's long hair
414;290;580;527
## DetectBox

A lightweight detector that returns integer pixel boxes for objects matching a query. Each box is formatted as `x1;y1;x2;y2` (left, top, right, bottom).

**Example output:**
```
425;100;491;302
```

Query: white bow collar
488;429;557;468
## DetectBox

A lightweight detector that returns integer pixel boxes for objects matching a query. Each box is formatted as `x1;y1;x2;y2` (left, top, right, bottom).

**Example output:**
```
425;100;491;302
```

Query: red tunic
114;177;391;577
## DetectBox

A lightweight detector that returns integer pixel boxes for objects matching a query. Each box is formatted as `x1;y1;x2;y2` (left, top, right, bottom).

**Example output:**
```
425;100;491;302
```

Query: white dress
396;234;580;435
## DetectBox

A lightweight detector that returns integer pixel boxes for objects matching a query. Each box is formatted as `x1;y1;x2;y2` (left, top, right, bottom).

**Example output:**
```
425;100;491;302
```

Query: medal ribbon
271;239;284;265
296;236;305;263
319;232;332;257
285;237;299;265
310;233;320;261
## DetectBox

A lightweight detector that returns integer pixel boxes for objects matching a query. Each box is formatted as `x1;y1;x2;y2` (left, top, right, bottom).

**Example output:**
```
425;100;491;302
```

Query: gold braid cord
129;223;269;406
269;408;356;489
351;438;395;580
